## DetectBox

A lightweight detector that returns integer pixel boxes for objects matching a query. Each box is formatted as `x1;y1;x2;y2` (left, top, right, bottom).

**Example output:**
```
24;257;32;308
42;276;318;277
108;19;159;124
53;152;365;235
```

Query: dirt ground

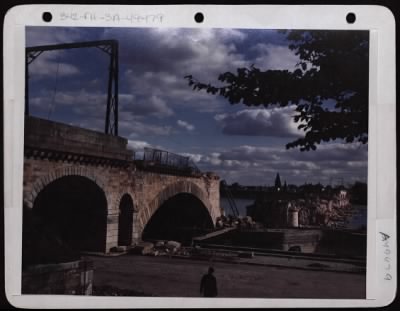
87;254;366;299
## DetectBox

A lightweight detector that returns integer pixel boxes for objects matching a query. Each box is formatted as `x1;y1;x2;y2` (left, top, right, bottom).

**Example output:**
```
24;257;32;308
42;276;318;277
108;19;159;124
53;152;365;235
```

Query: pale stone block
106;229;119;238
106;215;119;224
107;223;119;231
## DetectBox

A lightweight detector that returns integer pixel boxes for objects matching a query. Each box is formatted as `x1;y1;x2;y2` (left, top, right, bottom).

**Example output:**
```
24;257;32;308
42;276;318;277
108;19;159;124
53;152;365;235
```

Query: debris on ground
216;215;257;229
129;242;154;255
154;240;182;256
110;246;128;253
129;240;185;257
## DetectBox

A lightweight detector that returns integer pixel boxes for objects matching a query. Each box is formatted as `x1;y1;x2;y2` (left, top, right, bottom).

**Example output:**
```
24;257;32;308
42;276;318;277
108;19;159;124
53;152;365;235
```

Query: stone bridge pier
23;116;221;254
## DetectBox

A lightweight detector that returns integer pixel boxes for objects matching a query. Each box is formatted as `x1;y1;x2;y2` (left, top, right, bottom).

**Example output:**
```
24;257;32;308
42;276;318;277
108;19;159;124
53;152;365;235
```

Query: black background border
1;0;398;309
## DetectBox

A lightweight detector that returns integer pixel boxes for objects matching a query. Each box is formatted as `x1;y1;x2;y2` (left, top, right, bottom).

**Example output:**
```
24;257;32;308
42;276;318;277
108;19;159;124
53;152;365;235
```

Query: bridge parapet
134;147;202;178
24;116;133;163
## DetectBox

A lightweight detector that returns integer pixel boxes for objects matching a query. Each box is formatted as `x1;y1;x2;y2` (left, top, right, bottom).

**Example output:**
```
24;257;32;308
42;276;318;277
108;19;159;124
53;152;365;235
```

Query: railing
135;147;201;176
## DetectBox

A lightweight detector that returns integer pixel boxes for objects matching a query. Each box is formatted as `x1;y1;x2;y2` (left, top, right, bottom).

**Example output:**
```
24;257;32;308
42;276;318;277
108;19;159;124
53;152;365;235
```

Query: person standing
200;267;218;297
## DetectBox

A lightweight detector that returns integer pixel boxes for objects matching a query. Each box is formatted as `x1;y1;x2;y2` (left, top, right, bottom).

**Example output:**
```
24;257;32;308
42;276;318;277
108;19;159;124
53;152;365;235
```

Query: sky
26;26;368;186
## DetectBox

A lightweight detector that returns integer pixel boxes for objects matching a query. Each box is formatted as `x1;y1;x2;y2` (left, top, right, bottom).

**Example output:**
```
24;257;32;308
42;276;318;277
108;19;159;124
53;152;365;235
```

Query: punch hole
194;12;204;23
42;12;53;23
346;12;356;24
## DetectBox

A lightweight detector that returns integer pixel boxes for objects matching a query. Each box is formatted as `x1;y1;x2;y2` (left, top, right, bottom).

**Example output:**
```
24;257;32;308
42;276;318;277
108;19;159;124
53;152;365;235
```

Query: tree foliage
185;30;369;151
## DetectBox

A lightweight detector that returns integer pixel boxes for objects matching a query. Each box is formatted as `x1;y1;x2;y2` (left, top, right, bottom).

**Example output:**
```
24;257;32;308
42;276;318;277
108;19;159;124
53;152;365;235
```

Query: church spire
275;173;282;190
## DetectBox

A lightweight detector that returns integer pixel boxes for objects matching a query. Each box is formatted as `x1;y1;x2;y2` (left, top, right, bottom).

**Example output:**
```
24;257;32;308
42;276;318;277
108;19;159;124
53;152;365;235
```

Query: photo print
22;26;368;299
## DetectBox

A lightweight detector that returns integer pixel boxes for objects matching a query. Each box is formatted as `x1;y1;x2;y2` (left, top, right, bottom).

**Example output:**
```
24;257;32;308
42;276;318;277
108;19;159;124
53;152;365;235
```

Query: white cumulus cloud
215;106;302;138
177;120;195;131
251;43;300;71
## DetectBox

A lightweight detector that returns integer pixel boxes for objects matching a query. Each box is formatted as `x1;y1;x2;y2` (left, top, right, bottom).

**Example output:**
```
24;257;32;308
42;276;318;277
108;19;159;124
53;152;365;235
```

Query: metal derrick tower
25;40;119;135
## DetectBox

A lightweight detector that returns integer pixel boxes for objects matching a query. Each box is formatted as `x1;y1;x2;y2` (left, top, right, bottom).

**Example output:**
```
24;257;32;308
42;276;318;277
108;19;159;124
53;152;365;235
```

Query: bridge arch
114;190;138;213
143;180;213;225
24;166;109;209
29;174;108;253
117;193;135;246
139;180;216;244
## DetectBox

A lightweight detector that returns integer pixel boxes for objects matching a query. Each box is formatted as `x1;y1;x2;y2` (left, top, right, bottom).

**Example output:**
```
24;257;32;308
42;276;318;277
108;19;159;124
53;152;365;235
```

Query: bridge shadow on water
142;193;214;246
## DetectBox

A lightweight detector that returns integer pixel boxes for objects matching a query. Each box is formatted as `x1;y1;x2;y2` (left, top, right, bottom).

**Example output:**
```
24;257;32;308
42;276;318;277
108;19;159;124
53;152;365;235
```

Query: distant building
274;173;282;191
246;188;351;229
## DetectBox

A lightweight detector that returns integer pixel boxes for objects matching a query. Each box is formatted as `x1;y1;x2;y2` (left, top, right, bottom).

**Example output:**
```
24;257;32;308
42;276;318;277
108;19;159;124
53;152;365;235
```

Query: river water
343;204;367;230
220;197;254;217
220;197;367;230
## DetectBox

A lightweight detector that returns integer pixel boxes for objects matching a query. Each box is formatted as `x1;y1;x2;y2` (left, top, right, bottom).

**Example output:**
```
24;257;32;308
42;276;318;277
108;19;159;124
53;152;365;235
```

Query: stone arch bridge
23;117;221;253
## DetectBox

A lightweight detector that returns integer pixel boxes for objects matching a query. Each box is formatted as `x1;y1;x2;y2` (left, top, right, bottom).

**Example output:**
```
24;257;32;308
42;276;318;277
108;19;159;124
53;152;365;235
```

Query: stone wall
196;228;366;257
22;260;93;295
25;116;132;161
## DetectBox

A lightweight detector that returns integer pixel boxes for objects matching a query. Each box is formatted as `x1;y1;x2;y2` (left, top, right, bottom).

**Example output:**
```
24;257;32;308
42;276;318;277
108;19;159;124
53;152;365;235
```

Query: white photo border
3;4;396;308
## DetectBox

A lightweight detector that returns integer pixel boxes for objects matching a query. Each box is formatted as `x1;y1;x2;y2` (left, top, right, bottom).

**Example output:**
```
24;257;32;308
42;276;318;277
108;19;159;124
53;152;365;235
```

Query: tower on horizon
275;173;282;191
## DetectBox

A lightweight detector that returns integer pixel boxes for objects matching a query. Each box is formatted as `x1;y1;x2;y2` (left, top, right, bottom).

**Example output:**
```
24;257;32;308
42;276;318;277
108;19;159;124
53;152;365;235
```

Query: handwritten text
59;12;164;24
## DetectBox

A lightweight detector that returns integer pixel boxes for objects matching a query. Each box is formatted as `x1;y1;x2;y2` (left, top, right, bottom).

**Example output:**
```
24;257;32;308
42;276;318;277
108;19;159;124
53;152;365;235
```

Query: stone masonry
23;116;221;253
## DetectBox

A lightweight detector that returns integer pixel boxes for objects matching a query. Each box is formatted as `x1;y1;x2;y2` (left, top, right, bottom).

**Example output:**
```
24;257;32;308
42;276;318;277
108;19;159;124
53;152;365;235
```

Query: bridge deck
24;116;133;164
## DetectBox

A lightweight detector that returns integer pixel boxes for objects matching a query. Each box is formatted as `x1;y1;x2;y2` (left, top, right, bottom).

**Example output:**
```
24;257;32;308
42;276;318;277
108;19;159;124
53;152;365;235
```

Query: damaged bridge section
23;116;221;257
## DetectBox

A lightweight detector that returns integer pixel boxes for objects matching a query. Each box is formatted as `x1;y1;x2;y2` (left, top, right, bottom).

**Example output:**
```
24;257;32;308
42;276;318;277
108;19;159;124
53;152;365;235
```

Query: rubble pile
130;242;155;255
248;194;352;229
130;240;187;257
215;215;257;229
297;198;350;228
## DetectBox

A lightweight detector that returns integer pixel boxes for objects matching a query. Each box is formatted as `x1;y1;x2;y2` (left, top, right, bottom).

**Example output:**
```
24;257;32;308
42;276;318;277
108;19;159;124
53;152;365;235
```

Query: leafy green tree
186;30;369;151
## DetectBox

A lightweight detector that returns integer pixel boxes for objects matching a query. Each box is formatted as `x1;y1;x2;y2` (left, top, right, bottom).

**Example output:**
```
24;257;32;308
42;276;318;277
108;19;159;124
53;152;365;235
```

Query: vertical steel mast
25;40;119;135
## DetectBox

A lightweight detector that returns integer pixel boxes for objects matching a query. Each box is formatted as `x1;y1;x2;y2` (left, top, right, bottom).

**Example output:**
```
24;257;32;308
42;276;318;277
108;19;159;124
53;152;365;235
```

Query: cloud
290;143;368;163
216;143;367;165
127;140;152;150
26;27;298;117
26;27;85;47
346;161;367;168
27;27;300;118
218;145;280;161
251;43;300;71
185;142;367;185
123;69;227;114
182;152;222;166
29;89;108;132
103;28;251;114
215;106;302;137
31;89;106;114
29;50;80;78
177;120;195;131
30;89;174;136
121;120;172;138
26;27;368;186
181;152;202;163
104;28;248;78
120;94;174;118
